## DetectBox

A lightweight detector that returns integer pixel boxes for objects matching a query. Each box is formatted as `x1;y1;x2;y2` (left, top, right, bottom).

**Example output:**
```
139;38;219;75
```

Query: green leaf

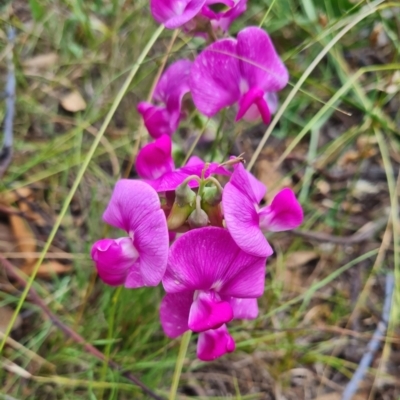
29;0;45;21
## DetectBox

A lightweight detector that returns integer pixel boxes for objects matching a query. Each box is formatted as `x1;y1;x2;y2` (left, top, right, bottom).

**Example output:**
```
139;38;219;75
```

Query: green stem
0;23;165;355
210;109;226;162
99;286;123;400
169;331;192;400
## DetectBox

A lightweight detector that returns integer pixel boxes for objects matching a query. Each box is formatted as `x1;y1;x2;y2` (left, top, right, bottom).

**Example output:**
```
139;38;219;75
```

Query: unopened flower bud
202;202;223;227
175;181;196;207
167;203;194;231
188;208;209;228
202;186;222;206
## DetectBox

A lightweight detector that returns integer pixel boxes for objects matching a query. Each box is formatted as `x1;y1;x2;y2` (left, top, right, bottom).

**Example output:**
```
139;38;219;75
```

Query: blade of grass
0;23;165;354
247;0;385;171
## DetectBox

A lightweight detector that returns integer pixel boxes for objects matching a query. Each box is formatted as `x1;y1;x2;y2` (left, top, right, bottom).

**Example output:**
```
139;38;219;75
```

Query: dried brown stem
291;216;388;245
0;255;164;400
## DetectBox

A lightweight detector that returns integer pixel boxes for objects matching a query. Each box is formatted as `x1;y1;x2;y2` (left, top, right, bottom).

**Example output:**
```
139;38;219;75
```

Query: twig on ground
341;273;394;400
0;26;16;179
0;255;164;400
291;216;388;245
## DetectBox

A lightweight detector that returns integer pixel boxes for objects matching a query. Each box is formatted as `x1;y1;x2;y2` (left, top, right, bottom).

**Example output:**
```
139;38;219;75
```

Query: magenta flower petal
235;86;271;124
144;169;197;192
197;325;235;361
154;59;192;110
124;267;145;289
228;297;258;319
229;163;265;204
150;0;206;29
137;102;175;139
136;135;174;180
103;180;160;232
91;238;139;286
133;209;170;286
237;27;289;92
101;180;169;287
259;188;303;232
190;39;241;117
163;227;266;298
160;292;192;338
222;179;273;258
211;0;247;32
188;291;233;332
138;60;192;138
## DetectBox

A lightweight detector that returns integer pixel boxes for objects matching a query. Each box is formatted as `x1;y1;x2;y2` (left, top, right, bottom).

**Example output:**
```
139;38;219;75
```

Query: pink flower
136;135;229;192
190;26;288;124
222;163;303;257
137;60;192;138
91;180;169;288
202;0;247;33
197;325;235;361
160;227;265;360
150;0;235;29
136;135;174;180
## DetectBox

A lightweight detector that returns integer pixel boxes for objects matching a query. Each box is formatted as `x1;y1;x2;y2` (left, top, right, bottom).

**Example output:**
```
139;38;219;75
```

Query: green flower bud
167;203;194;231
175;181;196;207
202;202;223;227
188;208;209;228
202;186;222;206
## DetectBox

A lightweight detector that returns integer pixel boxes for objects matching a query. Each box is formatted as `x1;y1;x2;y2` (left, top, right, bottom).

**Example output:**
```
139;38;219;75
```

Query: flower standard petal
136;135;175;180
160;292;192;338
222;181;273;258
137;102;174;138
163;227;266;298
91;238;139;286
237;27;289;92
229;162;265;204
132;208;169;286
103;180;163;232
197;325;235;361
150;0;207;29
101;180;169;287
190;39;242;117
258;188;304;232
154;59;192;111
138;60;192;138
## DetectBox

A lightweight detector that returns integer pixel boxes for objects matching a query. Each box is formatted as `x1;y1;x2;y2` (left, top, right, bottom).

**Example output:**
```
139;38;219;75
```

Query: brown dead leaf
23;53;58;70
0;188;32;205
315;393;368;400
0;306;22;333
286;251;319;269
9;214;37;265
314;394;341;400
303;304;331;324
21;261;72;278
60;91;86;112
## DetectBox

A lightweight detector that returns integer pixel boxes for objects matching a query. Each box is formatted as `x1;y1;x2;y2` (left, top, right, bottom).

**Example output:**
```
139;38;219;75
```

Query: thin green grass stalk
375;129;400;319
33;375;141;392
274;64;400;168
259;248;379;322
0;23;165;355
258;0;278;28
181;118;210;166
247;0;385;171
99;286;123;400
298;126;319;204
210;109;226;162
169;330;192;400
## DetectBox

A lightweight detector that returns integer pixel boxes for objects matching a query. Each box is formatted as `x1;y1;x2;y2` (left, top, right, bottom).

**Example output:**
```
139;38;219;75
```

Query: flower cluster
91;1;303;361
